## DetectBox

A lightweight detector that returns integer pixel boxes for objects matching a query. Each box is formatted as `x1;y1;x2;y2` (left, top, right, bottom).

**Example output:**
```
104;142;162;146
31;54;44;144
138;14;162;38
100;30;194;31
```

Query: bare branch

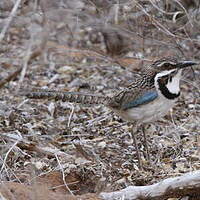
100;170;200;200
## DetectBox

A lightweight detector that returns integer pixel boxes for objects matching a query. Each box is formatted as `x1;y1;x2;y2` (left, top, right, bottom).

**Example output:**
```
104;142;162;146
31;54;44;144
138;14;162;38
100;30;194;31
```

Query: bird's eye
162;63;169;67
158;75;168;85
161;62;176;69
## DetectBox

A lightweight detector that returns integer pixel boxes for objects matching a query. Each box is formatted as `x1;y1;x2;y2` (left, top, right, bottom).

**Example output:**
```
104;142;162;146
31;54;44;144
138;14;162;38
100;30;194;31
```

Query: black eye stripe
170;70;178;75
162;63;175;68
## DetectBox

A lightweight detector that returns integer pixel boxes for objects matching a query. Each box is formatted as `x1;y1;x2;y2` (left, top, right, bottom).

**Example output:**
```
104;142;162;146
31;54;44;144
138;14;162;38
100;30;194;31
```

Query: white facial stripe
155;69;175;79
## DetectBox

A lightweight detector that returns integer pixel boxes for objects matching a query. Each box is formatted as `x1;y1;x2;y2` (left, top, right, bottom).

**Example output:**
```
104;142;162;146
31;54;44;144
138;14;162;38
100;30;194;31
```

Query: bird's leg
131;124;142;169
141;125;150;162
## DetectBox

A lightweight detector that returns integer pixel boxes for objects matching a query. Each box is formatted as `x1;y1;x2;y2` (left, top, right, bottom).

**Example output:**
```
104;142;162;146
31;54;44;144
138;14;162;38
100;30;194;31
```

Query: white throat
166;70;182;94
155;69;182;95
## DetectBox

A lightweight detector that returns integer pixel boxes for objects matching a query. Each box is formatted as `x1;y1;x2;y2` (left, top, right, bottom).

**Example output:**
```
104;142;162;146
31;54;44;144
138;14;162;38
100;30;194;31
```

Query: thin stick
17;35;33;89
0;140;20;174
55;154;74;196
0;0;22;43
67;104;75;127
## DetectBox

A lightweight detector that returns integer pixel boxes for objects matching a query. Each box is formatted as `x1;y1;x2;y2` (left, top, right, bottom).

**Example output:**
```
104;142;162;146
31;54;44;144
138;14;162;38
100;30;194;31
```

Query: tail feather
20;89;109;105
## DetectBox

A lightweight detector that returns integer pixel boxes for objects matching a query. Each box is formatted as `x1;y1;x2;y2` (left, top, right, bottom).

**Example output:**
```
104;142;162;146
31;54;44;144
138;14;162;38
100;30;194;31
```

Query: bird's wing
108;87;158;110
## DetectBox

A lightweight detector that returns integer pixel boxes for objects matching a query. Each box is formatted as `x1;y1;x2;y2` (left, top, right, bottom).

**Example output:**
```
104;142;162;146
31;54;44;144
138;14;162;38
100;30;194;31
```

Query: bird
20;57;198;169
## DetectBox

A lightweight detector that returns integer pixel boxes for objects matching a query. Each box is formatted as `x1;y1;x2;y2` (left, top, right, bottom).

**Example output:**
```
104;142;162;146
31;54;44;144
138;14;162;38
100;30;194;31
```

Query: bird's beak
177;61;199;69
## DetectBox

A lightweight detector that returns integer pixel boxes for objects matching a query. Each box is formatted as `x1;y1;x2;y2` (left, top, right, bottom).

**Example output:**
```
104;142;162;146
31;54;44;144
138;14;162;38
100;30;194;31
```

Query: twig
55;154;74;196
173;0;193;27
17;34;33;90
0;140;21;174
136;2;175;37
0;0;22;43
67;104;75;127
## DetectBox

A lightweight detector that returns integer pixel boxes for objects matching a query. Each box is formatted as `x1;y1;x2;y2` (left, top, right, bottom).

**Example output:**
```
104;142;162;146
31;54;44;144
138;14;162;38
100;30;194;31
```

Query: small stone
97;141;106;148
75;157;91;165
57;65;75;74
188;104;195;109
35;161;46;170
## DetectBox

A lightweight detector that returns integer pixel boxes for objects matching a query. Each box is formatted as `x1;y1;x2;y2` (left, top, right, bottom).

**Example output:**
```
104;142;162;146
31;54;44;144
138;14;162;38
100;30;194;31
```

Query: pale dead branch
100;170;200;200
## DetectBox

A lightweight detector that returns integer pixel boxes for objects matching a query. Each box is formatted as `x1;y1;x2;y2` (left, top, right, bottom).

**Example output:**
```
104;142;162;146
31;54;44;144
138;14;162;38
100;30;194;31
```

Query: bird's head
146;57;198;99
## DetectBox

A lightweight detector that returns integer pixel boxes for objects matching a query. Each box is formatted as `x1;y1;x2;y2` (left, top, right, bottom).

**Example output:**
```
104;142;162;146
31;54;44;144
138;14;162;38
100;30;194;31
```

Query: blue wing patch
122;91;158;109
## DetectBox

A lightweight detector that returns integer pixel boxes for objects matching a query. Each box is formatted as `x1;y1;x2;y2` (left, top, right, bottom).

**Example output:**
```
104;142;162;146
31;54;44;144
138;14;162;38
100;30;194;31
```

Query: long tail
19;89;110;105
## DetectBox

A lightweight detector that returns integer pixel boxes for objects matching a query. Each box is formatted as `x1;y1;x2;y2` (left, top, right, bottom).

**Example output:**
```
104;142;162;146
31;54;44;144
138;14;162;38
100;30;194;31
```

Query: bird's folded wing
121;90;158;109
108;88;158;110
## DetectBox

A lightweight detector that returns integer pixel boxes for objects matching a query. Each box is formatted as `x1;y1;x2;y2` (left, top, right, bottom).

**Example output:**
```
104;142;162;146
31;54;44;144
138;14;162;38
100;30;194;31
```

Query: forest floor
0;0;200;199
